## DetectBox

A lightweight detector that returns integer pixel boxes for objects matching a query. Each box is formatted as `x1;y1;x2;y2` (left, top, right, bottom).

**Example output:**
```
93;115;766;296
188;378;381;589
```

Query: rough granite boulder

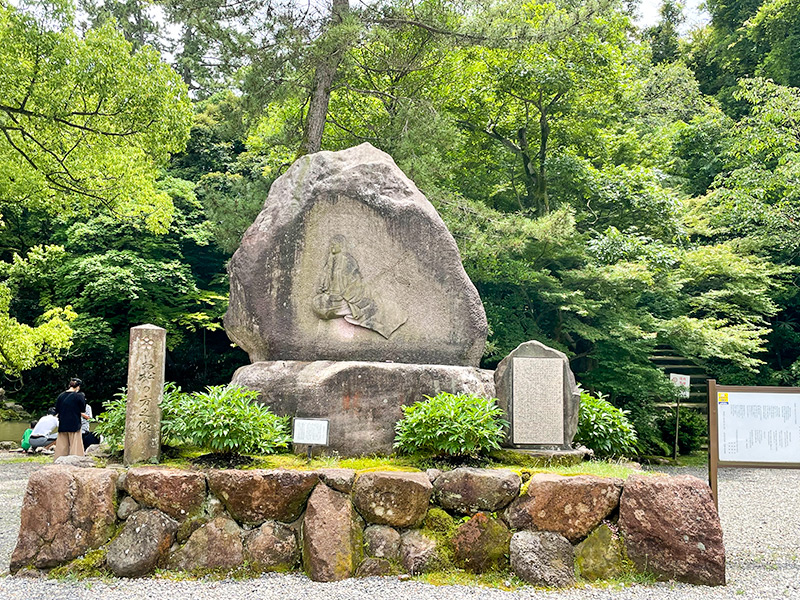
302;484;363;582
505;473;623;542
356;557;394;577
232;360;495;456
244;520;299;572
452;512;511;573
224;143;487;367
168;516;244;571
510;530;575;587
206;469;319;525
317;468;356;494
117;496;140;520
619;474;725;586
352;471;432;528
106;509;178;577
124;467;206;521
399;530;438;575
364;525;401;560
10;466;118;572
574;523;627;581
494;340;581;448
433;467;521;514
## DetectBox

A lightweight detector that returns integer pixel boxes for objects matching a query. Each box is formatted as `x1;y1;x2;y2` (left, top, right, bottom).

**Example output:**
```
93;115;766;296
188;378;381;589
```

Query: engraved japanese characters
124;324;166;465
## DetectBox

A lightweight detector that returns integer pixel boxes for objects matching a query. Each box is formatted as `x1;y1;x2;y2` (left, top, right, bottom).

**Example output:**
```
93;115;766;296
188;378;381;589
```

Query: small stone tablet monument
123;324;166;465
226;143;493;455
494;341;580;450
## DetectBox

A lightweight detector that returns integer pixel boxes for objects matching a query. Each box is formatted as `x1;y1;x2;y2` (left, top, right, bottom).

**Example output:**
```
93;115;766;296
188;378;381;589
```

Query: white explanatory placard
717;391;800;463
293;418;329;446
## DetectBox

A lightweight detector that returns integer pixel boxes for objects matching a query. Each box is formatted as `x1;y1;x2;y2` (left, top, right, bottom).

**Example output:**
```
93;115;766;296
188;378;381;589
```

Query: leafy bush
575;390;638;458
179;385;291;454
655;407;707;455
93;383;291;455
394;392;508;457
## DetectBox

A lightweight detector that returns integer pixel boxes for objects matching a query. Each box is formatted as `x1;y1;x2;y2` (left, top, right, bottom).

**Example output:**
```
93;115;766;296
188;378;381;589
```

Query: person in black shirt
54;377;88;458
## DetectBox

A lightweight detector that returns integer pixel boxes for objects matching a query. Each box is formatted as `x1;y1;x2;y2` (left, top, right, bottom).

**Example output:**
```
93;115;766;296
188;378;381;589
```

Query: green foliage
575;390;638;458
655;407;708;455
394;392;508;458
0;0;192;231
0;281;76;378
94;383;291;455
179;385;291;455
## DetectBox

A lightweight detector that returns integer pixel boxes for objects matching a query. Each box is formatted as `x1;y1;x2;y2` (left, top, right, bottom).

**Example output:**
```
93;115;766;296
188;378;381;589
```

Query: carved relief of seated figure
312;235;407;339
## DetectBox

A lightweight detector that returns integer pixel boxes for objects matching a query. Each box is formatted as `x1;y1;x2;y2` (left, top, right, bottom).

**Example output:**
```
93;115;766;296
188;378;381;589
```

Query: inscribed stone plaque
512;357;564;445
124;324;166;466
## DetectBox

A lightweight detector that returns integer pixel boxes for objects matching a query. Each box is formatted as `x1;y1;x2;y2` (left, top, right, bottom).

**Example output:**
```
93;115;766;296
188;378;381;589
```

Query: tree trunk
535;110;550;215
298;0;350;156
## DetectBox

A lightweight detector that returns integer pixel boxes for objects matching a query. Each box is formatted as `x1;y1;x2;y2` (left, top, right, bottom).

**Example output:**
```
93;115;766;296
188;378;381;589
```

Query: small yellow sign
718;392;729;405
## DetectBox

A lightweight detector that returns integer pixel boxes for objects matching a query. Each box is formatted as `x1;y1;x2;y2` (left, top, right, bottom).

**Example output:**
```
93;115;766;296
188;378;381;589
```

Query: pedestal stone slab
224;143;487;367
494;341;581;449
124;324;166;465
232;360;495;456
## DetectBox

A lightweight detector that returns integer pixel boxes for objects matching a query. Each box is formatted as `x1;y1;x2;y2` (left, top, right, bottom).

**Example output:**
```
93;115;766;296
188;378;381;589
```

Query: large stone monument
227;143;492;455
123;324;166;465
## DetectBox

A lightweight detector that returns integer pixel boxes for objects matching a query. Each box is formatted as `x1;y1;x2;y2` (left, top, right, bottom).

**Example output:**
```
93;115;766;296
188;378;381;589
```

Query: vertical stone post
124;324;166;466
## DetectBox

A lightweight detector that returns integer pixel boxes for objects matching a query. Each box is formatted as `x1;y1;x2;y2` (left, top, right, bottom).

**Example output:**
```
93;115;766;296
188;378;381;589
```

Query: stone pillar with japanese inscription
123;324;166;466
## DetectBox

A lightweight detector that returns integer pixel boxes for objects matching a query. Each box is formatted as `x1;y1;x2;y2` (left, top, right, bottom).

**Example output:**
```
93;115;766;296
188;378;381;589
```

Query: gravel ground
0;455;797;600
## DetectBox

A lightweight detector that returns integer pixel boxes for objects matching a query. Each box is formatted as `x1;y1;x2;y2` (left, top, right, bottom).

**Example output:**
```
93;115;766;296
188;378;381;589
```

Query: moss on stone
48;548;109;579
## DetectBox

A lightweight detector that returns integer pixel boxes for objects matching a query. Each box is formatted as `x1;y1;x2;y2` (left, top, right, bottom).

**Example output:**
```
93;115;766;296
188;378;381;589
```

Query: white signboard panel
716;391;800;463
670;373;691;399
293;418;329;446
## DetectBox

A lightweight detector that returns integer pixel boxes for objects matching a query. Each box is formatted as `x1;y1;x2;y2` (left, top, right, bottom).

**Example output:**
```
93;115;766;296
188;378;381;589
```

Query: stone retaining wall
10;465;726;586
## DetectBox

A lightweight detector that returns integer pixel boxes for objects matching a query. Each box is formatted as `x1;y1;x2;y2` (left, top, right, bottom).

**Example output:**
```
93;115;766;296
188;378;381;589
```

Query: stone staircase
650;346;712;414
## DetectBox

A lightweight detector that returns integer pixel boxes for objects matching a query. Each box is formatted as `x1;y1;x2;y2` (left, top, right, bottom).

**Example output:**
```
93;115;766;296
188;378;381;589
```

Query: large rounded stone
364;525;401;559
452;512;511;573
302;484;363;582
106;509;178;577
168;516;244;571
510;530;575;587
352;471;432;527
504;473;622;542
244;521;299;572
433;467;521;514
224;143;487;367
399;530;438;575
574;523;626;581
124;467;206;521
206;469;318;525
10;466;118;572
619;474;725;586
232;361;494;456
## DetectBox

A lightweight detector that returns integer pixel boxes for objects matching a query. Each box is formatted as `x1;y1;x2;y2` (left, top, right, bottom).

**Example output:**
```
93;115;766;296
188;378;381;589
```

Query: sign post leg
708;379;719;509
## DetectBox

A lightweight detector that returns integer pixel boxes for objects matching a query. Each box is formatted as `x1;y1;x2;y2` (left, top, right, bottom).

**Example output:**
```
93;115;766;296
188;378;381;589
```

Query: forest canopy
1;0;799;455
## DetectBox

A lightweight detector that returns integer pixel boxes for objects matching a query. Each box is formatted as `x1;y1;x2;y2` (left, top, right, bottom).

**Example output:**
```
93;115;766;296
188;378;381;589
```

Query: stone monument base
231;361;496;456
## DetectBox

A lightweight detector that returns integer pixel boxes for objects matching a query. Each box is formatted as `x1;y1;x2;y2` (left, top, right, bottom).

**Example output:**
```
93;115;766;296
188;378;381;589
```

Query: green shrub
93;383;291;455
179;385;291;454
655;407;707;455
394;392;508;457
575;390;638;458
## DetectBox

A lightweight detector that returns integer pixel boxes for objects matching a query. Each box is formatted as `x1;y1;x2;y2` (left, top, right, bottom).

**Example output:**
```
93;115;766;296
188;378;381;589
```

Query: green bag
21;428;32;450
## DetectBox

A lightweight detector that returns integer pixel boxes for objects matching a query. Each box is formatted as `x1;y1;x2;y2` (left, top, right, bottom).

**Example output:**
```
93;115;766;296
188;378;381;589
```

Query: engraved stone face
494;340;581;449
311;235;407;339
124;324;166;466
224;143;487;366
512;358;564;445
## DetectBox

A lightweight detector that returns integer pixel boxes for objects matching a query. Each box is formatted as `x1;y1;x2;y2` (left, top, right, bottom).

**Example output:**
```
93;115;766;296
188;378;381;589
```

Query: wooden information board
708;380;800;506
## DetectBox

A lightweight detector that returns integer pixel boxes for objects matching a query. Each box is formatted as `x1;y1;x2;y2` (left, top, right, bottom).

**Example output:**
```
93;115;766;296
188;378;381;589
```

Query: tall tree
0;0;192;232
